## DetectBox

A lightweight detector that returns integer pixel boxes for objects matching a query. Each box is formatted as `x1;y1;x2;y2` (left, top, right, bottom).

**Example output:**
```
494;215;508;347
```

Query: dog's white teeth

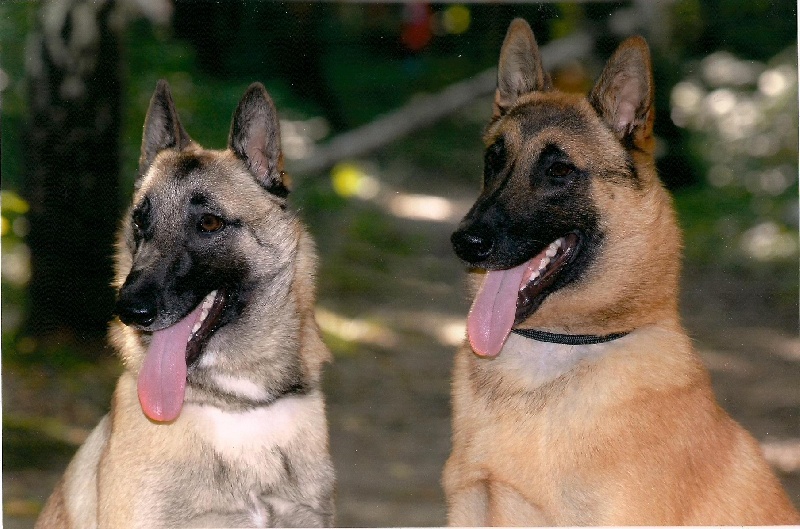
519;240;566;292
202;290;217;310
189;291;218;341
538;257;550;271
521;269;541;290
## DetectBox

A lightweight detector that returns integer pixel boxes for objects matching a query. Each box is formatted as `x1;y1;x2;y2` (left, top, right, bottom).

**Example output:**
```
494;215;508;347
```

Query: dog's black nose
451;229;494;263
116;275;159;327
116;297;157;327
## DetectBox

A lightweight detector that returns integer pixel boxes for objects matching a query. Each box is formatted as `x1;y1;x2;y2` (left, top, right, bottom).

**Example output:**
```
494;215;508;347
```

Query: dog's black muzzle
451;224;494;264
451;195;526;269
451;213;554;271
115;269;160;327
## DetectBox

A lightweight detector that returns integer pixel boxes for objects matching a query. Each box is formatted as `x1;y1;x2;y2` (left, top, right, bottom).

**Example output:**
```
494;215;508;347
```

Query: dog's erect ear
494;18;552;117
228;83;289;198
589;36;654;145
138;80;194;186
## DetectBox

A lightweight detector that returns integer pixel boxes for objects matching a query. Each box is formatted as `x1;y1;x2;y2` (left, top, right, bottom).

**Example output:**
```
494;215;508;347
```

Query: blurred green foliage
1;2;797;366
0;2;37;192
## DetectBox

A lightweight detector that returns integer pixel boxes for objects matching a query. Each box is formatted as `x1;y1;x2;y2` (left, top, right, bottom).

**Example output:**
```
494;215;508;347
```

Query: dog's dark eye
132;212;143;233
131;197;150;237
198;213;224;233
484;138;507;183
546;161;575;181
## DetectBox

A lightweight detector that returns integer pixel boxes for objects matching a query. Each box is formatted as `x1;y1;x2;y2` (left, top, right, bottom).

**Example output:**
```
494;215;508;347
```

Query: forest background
1;1;798;527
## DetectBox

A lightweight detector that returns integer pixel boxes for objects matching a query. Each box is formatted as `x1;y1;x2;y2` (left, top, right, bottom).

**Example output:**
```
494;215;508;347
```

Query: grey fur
36;80;334;529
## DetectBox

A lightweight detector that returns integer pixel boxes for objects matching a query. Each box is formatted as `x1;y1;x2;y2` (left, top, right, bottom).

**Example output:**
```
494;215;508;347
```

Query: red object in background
401;3;432;52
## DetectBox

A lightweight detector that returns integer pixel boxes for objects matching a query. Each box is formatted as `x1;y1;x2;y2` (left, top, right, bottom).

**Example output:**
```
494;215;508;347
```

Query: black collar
512;328;630;345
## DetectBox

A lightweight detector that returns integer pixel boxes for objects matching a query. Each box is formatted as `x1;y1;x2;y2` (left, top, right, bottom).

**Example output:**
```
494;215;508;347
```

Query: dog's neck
492;331;621;389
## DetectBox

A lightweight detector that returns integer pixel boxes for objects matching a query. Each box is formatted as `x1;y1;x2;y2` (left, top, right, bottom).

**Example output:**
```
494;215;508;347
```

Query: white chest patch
494;333;613;388
183;394;323;459
210;374;270;401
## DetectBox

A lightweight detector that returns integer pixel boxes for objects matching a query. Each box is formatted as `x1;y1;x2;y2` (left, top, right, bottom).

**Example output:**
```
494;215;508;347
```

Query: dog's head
453;19;681;357
111;81;310;421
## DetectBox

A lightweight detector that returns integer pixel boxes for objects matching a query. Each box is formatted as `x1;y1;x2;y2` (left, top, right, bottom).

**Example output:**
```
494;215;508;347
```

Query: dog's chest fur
102;373;330;527
492;333;611;388
184;393;325;461
165;397;326;524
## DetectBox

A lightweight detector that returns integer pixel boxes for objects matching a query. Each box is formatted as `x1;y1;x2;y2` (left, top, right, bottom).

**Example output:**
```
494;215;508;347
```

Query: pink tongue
137;303;204;422
467;260;531;357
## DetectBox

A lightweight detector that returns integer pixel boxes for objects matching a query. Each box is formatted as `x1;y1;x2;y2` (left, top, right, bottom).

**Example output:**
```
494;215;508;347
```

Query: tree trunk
24;0;122;343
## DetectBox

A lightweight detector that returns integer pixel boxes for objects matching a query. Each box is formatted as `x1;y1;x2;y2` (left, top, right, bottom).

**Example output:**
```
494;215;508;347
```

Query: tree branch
289;32;593;175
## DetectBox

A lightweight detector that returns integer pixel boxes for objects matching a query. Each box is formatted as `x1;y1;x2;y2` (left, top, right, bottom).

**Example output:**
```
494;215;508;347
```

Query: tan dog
36;81;334;528
444;18;799;525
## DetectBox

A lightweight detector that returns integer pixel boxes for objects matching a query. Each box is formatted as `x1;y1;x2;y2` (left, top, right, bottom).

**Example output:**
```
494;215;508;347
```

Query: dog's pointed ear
138;80;194;186
228;83;289;198
589;36;654;145
494;18;552;117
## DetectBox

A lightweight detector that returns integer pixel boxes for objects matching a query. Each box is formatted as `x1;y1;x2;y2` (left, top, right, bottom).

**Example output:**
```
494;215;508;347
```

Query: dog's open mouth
186;289;227;367
515;232;579;324
137;289;228;423
467;232;580;358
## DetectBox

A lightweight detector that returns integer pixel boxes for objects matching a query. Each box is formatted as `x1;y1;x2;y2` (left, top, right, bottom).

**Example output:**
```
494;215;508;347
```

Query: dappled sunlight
697;349;756;376
2;244;31;287
670;81;704;125
2;191;32;334
437;320;467;347
671;51;798;162
670;47;798;265
280;117;330;161
316;307;399;349
701;51;760;88
330;162;380;199
316;306;466;351
740;221;798;261
706;88;737;117
1;190;29;216
759;66;794;98
388;193;454;222
437;5;471;36
330;160;468;223
373;309;466;348
763;439;800;473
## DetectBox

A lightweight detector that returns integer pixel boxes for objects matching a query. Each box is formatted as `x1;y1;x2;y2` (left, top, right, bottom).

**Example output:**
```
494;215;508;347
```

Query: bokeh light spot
442;5;470;35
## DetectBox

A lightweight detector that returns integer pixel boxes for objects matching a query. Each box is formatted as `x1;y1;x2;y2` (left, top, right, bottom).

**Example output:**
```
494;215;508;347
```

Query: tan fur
36;82;334;528
444;19;798;526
